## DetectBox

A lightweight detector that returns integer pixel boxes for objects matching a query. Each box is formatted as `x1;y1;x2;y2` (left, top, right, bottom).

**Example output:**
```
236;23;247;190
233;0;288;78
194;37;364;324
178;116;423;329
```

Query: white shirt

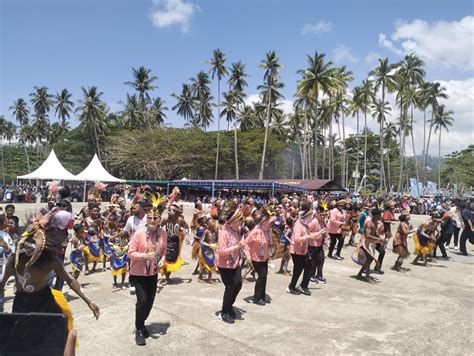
124;215;147;237
0;230;16;281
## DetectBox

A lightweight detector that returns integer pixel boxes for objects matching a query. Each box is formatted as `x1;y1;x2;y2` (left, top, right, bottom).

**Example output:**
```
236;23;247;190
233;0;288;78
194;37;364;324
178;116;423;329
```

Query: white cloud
378;15;474;71
150;0;199;33
302;20;333;35
365;51;382;64
332;44;358;63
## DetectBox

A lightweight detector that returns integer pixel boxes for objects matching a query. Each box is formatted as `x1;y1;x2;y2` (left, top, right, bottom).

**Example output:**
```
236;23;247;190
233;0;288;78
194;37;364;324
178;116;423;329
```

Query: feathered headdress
146;192;167;215
168;186;181;207
320;200;328;211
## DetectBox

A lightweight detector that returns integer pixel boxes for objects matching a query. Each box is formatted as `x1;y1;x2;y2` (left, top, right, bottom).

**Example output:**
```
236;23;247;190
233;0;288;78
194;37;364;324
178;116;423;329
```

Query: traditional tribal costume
198;218;218;279
0;208;100;343
391;210;413;272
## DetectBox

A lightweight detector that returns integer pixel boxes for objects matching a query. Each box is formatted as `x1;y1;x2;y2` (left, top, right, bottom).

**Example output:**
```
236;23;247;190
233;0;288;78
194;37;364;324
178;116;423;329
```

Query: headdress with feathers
146;192;167;215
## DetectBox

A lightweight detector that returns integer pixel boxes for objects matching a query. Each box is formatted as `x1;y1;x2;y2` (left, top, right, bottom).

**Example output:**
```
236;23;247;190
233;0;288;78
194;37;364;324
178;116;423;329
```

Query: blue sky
1;0;473;154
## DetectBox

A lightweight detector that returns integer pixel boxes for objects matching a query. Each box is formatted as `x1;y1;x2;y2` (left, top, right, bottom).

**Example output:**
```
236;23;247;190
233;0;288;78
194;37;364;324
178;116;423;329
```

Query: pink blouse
215;224;242;269
309;218;324;247
128;227;167;276
244;224;271;262
289;218;312;255
328;208;346;234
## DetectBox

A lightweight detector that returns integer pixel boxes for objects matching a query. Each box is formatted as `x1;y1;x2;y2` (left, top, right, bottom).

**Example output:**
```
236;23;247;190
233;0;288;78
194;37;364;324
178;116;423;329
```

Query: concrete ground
3;203;474;355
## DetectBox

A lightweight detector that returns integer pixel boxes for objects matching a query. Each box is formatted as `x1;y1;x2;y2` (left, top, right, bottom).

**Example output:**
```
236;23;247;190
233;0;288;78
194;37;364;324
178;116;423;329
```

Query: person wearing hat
412;211;441;266
128;193;167;345
391;210;415;272
215;201;245;324
244;207;275;305
287;201;325;296
356;208;385;283
327;199;347;260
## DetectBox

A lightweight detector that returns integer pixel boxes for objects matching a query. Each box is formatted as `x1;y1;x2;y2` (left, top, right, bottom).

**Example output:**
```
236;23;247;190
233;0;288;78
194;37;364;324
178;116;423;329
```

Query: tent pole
272;182;275;198
83;181;87;202
211;182;215;199
166;182;170;195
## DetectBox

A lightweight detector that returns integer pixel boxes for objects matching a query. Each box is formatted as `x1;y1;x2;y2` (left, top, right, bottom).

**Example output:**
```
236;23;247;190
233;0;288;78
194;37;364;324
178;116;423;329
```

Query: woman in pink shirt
215;202;245;324
327;199;347;260
244;207;274;306
308;207;329;284
128;204;167;346
287;201;322;296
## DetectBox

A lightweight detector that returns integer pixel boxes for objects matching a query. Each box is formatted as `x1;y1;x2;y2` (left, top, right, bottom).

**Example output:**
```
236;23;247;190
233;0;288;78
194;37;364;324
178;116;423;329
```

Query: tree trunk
322;131;326;179
215;79;221;180
422;108;427;170
380;85;386;191
438;129;442;189
386;152;391;192
233;117;239;179
291;150;295;179
355;110;360;191
424;109;434;183
342;109;346;188
93;125;101;160
397;102;404;193
259;87;272;179
298;143;304;178
410;103;419;184
302;109;308;180
329;120;333;180
1;137;4;185
363;111;367;188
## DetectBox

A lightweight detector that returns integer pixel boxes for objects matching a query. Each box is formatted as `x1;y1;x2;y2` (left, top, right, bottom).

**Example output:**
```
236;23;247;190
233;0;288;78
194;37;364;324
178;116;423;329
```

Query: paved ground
3;203;474;355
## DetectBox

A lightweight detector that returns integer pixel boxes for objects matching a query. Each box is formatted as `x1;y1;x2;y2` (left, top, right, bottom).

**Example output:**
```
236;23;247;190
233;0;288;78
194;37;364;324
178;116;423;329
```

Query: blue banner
410;178;419;198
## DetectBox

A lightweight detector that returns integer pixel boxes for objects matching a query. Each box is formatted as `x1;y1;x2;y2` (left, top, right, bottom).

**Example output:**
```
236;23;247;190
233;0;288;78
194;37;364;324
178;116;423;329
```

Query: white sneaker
445;246;450;250
454;246;459;251
129;286;136;295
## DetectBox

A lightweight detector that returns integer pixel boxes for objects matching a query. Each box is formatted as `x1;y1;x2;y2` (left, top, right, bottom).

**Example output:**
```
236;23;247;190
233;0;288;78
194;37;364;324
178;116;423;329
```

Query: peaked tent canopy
17;149;77;180
74;154;124;182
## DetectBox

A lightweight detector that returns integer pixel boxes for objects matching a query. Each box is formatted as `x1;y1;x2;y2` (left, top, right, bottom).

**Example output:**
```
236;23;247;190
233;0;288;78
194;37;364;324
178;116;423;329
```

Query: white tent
74;154;124;182
17;149;77;180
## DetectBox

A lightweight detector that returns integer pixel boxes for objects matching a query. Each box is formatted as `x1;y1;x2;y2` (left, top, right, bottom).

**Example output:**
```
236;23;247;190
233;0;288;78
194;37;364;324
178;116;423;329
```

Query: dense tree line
0;50;460;192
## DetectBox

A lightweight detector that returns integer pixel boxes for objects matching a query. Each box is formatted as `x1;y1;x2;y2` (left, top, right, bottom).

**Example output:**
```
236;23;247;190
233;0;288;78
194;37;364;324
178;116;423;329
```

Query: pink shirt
309;218;323;247
128;227;167;276
289;217;312;255
215;224;242;269
328;208;346;234
244;224;271;262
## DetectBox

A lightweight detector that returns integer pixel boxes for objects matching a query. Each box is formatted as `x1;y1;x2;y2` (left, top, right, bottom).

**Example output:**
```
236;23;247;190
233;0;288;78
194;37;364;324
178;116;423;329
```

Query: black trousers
130;274;158;330
289;253;312;289
218;266;242;314
328;233;344;257
375;243;385;269
459;229;474;255
308;246;325;279
446;227;460;247
434;233;449;258
252;260;268;301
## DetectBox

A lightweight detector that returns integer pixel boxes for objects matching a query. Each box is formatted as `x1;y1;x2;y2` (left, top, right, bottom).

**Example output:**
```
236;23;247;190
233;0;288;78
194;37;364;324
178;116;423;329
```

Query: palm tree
398;54;425;184
369;58;398;190
46;122;65;146
119;93;142;128
288;109;303;178
258;51;283;179
208;49;228;180
237;105;256;131
172;84;195;123
430;105;454;188
296;52;340;179
149;97;168;127
54;88;74;129
395;113;412;191
424;82;448;182
9;98;31;171
383;122;398;191
125;66;158;130
393;72;410;192
228;61;249;179
29;86;53;152
76;86;109;159
371;99;391;190
3;121;16;145
349;86;363;190
360;79;374;185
